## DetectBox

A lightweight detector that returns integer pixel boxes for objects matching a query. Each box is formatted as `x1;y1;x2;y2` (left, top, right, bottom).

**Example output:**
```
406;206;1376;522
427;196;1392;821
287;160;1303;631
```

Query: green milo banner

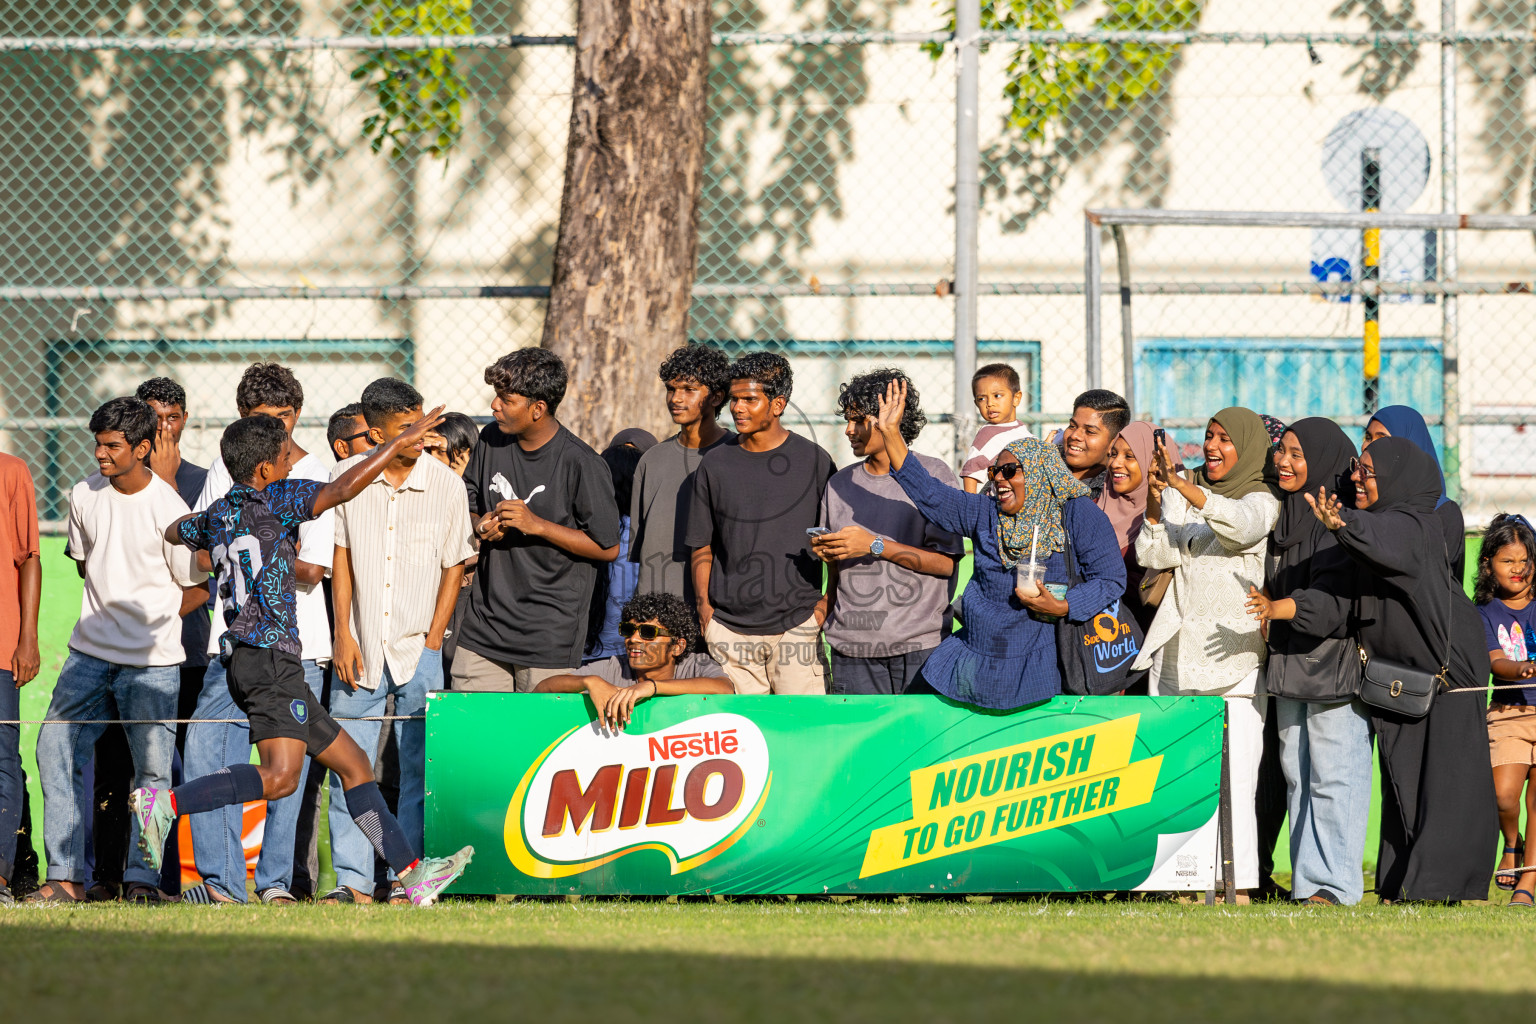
425;693;1225;895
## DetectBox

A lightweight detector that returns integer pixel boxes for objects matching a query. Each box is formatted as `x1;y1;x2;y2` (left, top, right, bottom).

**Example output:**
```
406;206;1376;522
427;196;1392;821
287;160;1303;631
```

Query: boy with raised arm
131;410;473;907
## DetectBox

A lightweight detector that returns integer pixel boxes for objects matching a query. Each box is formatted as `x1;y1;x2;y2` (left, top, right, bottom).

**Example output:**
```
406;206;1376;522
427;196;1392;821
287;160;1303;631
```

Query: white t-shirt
68;473;206;667
196;450;335;662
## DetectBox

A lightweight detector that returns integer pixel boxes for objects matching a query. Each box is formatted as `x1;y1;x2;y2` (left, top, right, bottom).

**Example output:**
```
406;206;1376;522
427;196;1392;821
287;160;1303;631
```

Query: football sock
343;780;419;873
171;764;264;816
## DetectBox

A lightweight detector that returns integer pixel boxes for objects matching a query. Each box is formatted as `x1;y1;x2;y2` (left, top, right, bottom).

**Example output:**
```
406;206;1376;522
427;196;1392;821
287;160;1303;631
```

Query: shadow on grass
0;913;1523;1024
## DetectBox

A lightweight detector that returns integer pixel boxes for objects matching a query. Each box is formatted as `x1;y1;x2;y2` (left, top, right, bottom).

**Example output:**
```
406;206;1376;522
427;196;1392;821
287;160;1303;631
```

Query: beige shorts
449;647;575;693
1487;704;1536;768
704;612;827;695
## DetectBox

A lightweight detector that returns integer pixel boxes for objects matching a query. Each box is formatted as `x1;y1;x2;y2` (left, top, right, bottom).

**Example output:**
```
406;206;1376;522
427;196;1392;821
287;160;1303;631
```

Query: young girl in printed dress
1475;513;1536;906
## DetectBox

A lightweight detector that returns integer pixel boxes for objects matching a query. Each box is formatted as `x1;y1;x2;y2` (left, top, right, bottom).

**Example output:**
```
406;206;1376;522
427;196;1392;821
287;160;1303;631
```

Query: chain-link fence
4;3;1536;526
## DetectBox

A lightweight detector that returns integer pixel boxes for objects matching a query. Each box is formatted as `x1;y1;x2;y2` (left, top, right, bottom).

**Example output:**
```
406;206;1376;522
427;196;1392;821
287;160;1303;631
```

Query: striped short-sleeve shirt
961;421;1036;483
333;453;476;690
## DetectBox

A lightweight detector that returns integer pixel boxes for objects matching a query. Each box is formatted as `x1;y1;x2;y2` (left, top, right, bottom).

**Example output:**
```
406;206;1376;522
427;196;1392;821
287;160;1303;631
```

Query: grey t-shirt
585;651;729;688
820;454;964;658
629;432;732;602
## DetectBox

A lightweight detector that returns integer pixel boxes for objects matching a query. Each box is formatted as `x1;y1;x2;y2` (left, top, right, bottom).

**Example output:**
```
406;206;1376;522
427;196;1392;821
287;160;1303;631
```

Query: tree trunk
540;0;712;446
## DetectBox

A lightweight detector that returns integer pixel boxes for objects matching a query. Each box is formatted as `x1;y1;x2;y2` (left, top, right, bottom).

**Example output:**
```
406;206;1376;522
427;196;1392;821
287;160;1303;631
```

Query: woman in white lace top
1132;407;1281;901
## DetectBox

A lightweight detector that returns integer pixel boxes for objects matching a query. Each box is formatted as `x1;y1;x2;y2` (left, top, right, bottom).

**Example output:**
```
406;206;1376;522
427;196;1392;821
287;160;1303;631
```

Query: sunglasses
619;622;673;641
1348;457;1376;481
338;430;371;446
986;463;1024;481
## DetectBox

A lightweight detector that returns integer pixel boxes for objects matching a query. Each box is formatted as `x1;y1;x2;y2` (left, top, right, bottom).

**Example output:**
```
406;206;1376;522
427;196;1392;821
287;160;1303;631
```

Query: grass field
2;899;1532;1022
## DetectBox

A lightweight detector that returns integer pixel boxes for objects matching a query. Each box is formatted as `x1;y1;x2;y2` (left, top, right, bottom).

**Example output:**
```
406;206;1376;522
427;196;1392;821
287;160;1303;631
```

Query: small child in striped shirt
962;362;1034;493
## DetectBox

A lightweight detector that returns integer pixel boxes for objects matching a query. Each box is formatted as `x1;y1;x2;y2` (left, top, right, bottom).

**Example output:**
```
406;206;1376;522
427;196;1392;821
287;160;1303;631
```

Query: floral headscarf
997;437;1091;569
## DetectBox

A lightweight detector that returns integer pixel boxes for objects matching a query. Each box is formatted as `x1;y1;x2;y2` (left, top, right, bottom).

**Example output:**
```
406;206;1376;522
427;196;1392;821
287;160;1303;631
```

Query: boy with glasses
328;404;375;463
537;593;730;728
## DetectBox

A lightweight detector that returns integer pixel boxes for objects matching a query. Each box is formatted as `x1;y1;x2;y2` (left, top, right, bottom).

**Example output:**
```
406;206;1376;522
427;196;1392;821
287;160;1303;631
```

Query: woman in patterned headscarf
1131;406;1282;902
868;379;1125;709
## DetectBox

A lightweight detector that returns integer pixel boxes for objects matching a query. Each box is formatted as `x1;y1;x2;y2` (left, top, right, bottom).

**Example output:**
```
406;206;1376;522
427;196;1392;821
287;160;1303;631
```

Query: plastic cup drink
1015;561;1046;598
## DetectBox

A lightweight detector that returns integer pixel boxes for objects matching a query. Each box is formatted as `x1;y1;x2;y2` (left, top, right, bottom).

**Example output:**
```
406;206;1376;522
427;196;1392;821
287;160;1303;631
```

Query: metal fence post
1441;0;1462;498
1111;225;1135;414
953;0;980;469
1219;701;1236;904
1085;213;1102;390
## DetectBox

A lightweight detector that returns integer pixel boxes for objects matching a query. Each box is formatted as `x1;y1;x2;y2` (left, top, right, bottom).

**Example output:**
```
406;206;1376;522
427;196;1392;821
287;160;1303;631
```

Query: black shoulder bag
1355;544;1454;719
1056;528;1147;696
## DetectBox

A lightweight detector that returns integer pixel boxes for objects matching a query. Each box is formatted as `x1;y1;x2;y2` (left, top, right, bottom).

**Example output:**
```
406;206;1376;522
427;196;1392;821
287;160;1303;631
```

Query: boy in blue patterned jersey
130;410;473;906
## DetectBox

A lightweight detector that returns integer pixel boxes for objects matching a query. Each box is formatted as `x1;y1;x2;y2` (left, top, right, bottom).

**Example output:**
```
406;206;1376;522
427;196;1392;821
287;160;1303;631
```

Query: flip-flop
1510;888;1534;908
21;881;83;906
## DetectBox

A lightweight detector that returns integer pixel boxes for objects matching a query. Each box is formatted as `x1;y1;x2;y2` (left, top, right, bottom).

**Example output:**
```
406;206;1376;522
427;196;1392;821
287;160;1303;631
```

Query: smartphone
806;526;831;538
1153;428;1167;448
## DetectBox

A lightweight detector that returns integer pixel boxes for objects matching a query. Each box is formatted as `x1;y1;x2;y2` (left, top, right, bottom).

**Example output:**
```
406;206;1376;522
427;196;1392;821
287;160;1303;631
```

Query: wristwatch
869;535;885;558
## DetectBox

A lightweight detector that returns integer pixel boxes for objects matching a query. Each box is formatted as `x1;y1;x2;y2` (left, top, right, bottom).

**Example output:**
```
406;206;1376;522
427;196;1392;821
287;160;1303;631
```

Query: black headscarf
1273;418;1357;551
1366;436;1442;514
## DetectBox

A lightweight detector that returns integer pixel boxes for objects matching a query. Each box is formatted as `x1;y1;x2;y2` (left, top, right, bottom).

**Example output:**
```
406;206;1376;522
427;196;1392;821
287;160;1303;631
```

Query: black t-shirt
685;431;835;635
459;424;621;668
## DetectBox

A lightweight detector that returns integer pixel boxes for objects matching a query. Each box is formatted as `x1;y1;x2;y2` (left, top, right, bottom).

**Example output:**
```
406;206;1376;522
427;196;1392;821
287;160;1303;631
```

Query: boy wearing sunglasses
537;593;730;729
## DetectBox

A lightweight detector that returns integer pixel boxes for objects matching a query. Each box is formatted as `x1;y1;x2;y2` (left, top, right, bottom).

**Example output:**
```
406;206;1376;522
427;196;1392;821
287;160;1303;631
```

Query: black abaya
1372;597;1494;901
1334;438;1496;902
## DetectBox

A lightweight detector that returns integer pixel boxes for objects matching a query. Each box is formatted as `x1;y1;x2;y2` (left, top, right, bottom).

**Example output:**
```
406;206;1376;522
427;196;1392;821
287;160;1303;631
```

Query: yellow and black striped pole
1361;148;1381;415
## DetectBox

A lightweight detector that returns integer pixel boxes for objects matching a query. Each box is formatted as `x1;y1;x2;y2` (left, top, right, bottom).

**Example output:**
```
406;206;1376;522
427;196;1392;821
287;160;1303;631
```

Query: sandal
125;883;175;905
386;883;410;906
22;881;83;906
1510;888;1534;908
318;886;371;905
1496;840;1523;891
85;882;120;903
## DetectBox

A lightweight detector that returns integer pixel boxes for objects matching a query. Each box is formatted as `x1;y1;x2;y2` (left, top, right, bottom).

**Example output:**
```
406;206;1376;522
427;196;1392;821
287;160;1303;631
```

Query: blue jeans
183;656;317;900
326;647;439;892
36;652;177;886
0;670;20;882
1276;696;1373;905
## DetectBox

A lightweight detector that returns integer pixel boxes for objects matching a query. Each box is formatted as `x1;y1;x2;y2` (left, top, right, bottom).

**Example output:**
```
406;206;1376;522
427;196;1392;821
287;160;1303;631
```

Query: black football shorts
226;643;341;758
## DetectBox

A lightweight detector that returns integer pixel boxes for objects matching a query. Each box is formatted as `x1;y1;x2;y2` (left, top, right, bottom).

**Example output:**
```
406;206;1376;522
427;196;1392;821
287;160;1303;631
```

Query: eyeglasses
1348;457;1376;481
338;430;370;446
986;463;1024;481
619;622;673;641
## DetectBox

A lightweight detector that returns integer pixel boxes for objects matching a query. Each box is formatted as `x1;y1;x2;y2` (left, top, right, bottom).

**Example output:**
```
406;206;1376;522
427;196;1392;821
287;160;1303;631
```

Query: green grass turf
2;899;1533;1022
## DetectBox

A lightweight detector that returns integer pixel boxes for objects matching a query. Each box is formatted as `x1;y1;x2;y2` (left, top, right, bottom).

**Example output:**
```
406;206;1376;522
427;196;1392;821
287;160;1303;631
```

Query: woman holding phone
1132;407;1282;902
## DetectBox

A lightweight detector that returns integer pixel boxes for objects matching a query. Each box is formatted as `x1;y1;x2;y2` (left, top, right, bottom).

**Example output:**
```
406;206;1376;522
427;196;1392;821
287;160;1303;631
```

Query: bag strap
1354;534;1455;682
1062;519;1085;588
